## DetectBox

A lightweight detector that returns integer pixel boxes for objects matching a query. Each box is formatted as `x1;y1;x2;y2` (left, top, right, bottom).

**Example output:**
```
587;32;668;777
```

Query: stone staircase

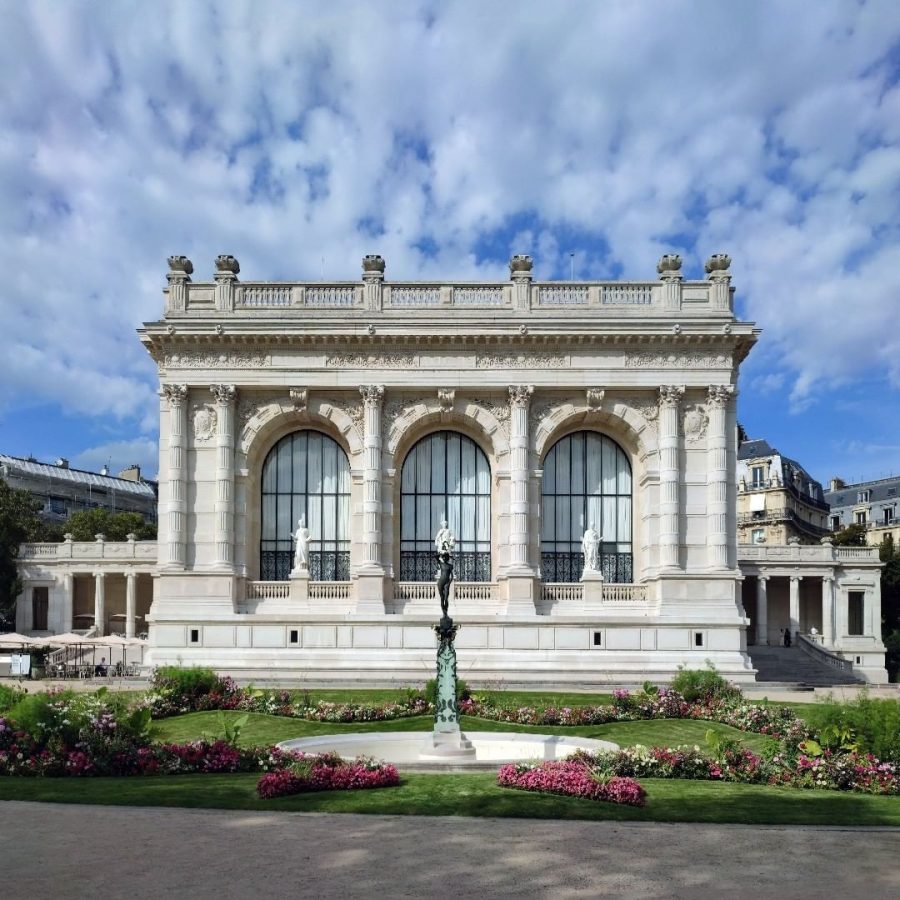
749;645;863;686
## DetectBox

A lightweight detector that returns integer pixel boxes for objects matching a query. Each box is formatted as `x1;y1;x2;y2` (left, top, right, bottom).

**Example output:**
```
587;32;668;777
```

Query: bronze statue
436;541;453;620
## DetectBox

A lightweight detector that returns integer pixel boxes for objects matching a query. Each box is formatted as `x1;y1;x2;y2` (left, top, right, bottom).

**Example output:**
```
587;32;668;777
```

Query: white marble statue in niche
581;523;602;577
292;517;310;572
434;518;456;553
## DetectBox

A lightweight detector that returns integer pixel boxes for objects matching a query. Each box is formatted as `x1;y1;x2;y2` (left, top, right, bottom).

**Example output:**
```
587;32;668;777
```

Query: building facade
13;252;888;683
736;439;830;546
0;454;157;525
826;475;900;548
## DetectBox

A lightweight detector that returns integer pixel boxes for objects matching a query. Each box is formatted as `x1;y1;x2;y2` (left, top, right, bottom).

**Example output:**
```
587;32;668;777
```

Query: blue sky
1;0;899;486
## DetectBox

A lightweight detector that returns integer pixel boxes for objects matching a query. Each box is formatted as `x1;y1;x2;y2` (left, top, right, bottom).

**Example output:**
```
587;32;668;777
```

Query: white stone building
14;252;888;683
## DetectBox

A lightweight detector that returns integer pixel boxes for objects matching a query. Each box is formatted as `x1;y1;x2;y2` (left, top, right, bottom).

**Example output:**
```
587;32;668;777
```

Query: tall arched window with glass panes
540;431;632;582
260;431;350;581
400;431;491;582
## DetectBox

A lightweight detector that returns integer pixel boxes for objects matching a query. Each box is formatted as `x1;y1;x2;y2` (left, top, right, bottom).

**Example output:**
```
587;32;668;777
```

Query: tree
0;477;49;629
831;523;867;546
62;508;157;542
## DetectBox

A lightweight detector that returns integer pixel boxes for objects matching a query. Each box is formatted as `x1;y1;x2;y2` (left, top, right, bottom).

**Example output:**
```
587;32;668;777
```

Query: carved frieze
475;352;569;369
624;352;732;369
325;352;418;368
165;351;271;369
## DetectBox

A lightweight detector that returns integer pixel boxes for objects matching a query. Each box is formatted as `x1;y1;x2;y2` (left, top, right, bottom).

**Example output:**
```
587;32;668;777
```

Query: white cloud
73;438;159;482
0;0;898;443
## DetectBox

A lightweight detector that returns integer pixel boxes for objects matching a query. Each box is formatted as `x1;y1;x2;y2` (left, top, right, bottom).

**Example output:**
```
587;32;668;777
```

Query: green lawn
2;773;898;825
150;710;775;755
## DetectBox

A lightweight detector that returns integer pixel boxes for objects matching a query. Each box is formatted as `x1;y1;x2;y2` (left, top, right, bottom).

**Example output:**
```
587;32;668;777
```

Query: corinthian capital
162;384;188;407
210;384;237;405
707;384;735;407
359;384;385;406
658;385;685;407
508;384;534;408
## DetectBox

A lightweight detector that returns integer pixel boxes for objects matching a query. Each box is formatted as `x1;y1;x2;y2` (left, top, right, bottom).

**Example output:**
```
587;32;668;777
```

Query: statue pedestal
422;616;475;759
582;570;604;613
289;569;310;607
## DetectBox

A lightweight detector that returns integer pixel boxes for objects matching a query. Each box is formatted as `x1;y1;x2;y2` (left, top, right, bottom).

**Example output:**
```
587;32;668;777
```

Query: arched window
400;431;491;582
260;431;350;581
541;431;632;583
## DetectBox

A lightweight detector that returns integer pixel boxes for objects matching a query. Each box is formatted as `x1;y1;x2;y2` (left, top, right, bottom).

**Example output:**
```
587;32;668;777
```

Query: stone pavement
1;802;898;899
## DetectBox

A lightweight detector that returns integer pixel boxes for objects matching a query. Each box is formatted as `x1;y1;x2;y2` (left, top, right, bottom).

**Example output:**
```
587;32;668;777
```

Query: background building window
541;431;632;583
830;515;841;531
400;431;491;582
260;431;350;581
884;508;894;526
751;528;765;543
751;465;765;488
855;511;867;526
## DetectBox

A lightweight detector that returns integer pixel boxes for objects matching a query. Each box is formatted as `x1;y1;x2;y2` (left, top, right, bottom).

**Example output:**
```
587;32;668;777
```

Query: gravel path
2;802;898;899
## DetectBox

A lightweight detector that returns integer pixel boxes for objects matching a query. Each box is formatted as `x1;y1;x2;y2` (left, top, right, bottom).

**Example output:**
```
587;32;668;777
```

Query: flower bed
497;760;646;807
257;752;400;798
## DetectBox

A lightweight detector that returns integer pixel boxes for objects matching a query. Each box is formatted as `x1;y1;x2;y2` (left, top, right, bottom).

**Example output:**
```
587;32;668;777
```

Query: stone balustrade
738;542;880;564
19;540;158;562
161;253;735;317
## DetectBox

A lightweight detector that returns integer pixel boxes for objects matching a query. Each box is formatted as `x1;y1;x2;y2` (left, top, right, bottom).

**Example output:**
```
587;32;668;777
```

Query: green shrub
424;678;469;706
0;683;25;712
153;666;222;698
806;692;900;763
670;664;738;703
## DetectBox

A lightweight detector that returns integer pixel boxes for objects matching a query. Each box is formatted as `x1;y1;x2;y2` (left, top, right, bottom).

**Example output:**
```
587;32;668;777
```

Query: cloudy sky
1;0;899;485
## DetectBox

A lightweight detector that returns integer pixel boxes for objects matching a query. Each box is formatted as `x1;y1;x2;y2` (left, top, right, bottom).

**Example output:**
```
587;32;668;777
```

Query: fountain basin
277;731;618;771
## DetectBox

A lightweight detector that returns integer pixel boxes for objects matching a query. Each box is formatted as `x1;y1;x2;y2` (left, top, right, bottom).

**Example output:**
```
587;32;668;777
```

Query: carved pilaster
509;254;533;311
214;255;240;312
162;384;188;569
359;385;385;573
508;385;534;572
706;384;734;571
166;256;192;313
658;385;684;571
705;253;732;311
362;255;385;311
210;384;237;569
657;253;683;310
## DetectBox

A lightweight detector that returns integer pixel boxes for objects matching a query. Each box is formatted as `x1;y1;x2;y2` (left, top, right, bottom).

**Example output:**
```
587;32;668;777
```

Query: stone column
506;385;538;615
214;255;239;311
821;575;835;647
707;385;734;570
657;254;683;310
357;385;386;612
93;571;106;637
705;253;732;311
211;384;237;570
658;385;685;571
124;571;136;639
509;255;533;311
789;575;802;638
162;384;188;569
362;255;385;311
756;575;769;645
508;385;534;570
60;572;74;633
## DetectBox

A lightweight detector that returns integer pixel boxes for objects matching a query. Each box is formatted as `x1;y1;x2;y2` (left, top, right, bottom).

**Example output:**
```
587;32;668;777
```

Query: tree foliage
62;508;156;542
0;477;51;628
878;535;900;681
830;523;867;546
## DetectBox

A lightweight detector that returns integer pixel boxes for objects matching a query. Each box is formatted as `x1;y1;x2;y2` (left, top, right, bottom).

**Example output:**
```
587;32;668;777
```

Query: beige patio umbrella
0;632;39;648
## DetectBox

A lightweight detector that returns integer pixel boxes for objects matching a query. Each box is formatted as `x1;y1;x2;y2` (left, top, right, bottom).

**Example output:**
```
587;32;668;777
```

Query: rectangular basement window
593;631;602;647
189;628;200;644
289;629;299;645
694;632;704;648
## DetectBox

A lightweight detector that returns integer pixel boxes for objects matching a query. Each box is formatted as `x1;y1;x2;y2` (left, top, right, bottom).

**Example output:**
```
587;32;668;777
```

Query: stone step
749;646;863;685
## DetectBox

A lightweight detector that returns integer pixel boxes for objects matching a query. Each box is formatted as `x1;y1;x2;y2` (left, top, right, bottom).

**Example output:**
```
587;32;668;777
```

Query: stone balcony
18;538;158;563
738;542;881;565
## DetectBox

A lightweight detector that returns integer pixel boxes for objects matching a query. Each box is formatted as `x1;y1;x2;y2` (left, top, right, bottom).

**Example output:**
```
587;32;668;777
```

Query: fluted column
756;575;769;645
162;384;188;569
658;385;684;571
707;385;734;570
821;575;835;647
93;571;106;637
508;385;534;570
789;575;802;638
125;571;137;639
359;385;385;571
211;384;237;570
